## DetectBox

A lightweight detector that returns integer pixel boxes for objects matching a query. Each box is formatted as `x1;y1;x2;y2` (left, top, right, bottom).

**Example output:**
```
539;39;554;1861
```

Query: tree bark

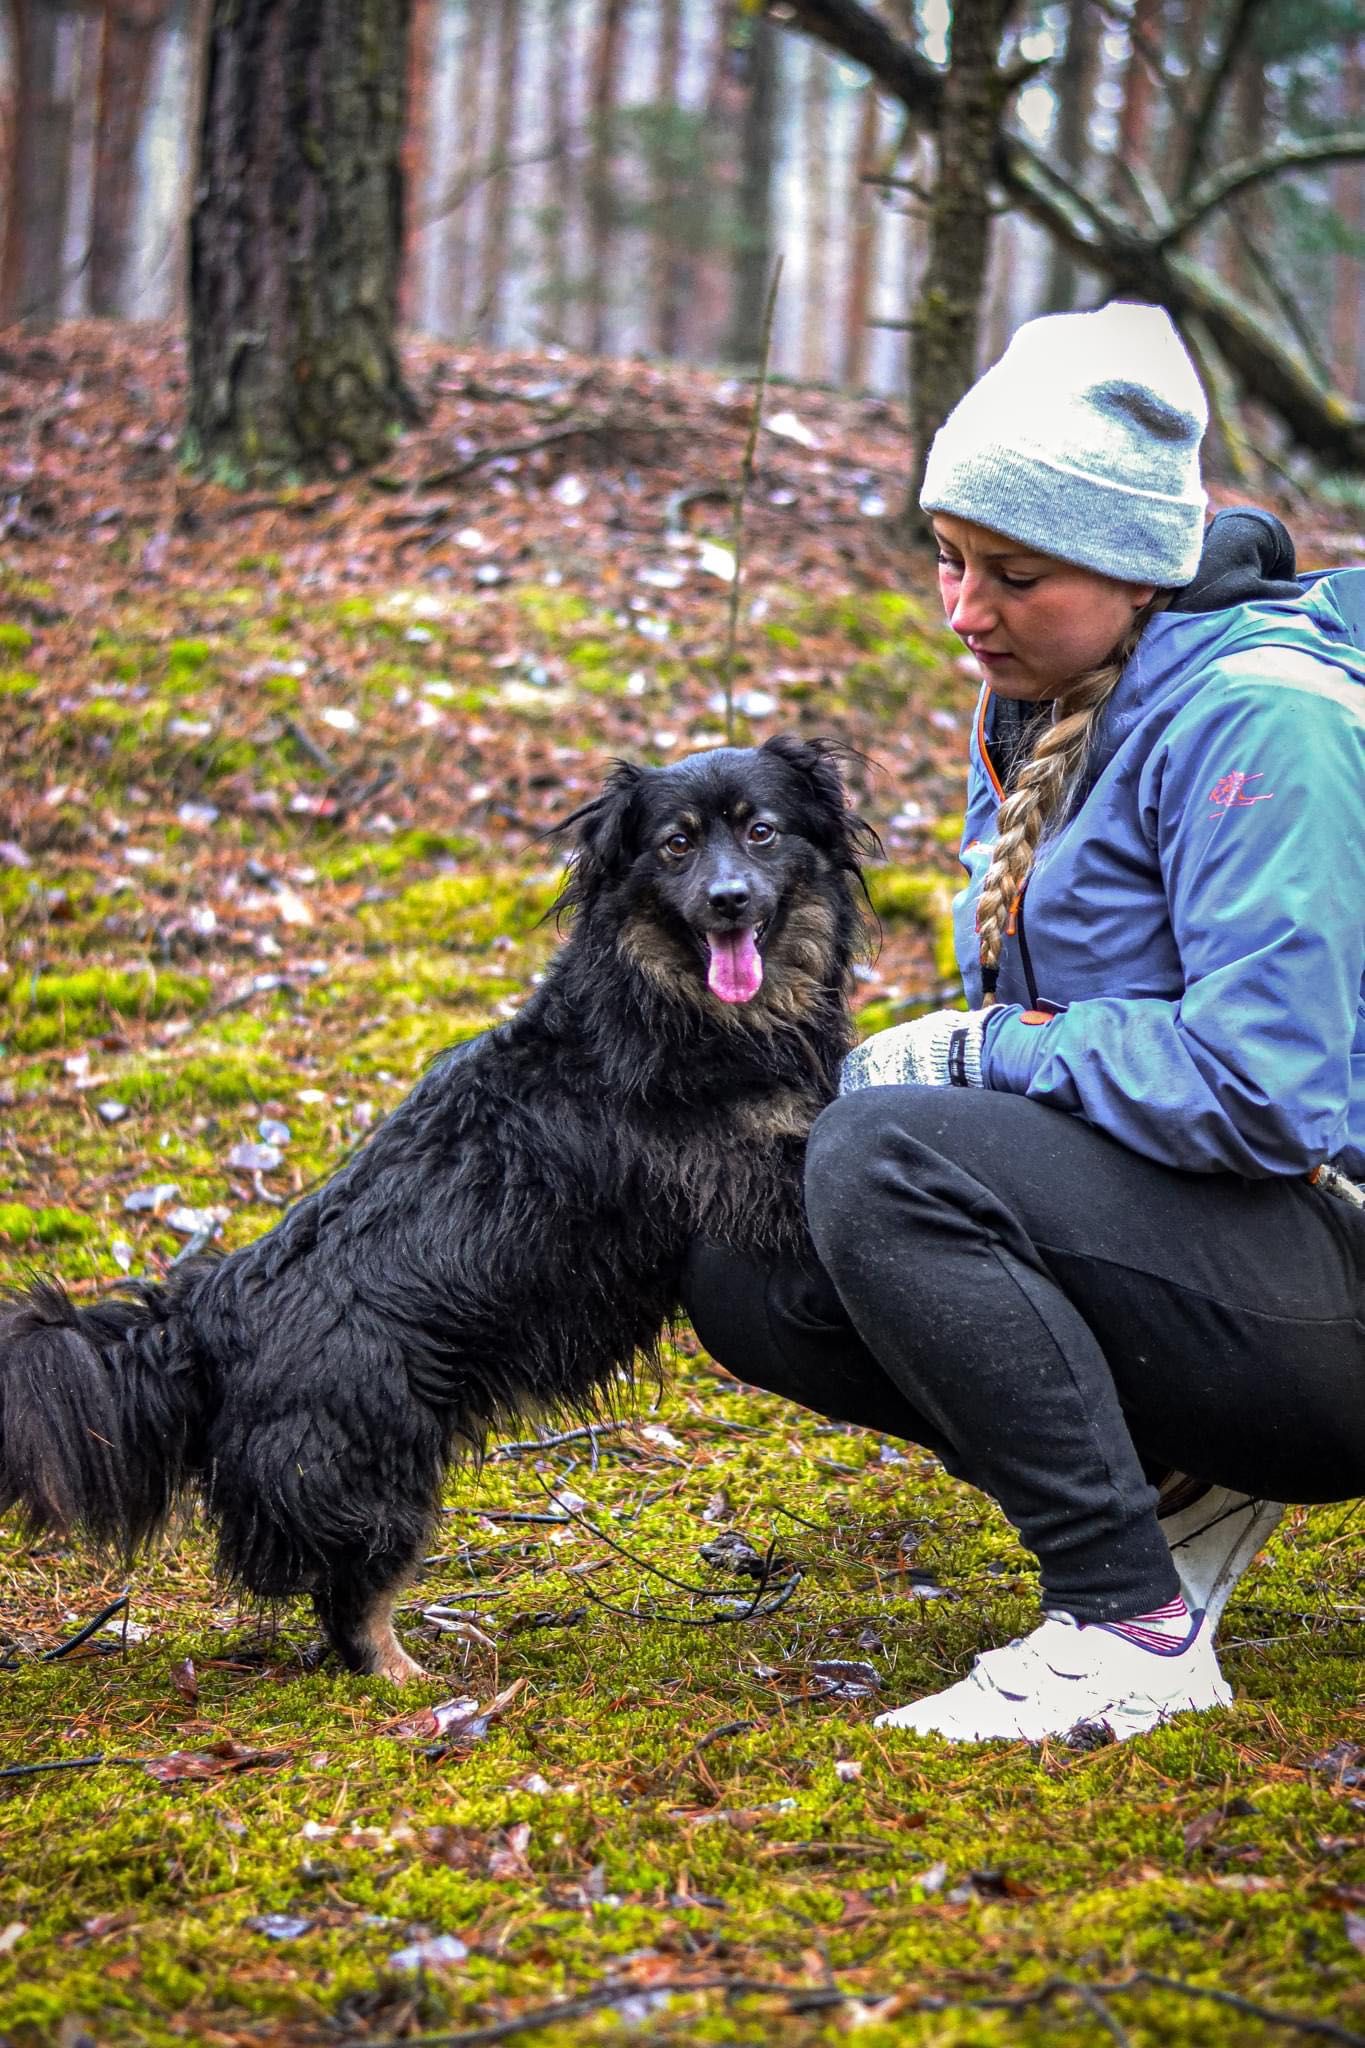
1332;38;1364;401
1107;0;1159;207
841;79;879;389
443;0;490;339
800;41;833;383
907;0;1012;521
586;0;628;356
188;0;417;482
479;0;522;340
399;0;436;327
651;0;687;357
543;0;574;344
2;2;78;327
90;0;171;317
727;12;777;364
1041;0;1099;310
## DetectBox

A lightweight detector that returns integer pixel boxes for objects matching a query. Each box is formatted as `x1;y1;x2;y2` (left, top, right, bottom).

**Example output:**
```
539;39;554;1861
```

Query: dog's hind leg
313;1557;431;1684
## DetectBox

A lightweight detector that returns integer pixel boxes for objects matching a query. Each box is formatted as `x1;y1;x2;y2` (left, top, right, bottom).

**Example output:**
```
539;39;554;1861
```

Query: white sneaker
873;1610;1232;1744
1157;1480;1285;1633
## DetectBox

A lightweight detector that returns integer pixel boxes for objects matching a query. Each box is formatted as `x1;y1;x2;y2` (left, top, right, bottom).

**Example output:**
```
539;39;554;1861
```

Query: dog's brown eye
663;832;692;858
747;821;777;846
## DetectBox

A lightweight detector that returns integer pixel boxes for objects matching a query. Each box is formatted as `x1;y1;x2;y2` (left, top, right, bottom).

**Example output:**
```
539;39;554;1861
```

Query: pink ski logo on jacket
1208;770;1274;821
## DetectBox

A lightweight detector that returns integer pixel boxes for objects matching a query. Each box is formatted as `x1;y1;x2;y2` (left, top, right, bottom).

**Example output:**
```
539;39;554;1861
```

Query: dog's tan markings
618;910;748;1025
621;882;856;1036
753;895;841;1026
729;1088;824;1143
658;811;701;854
358;1588;431;1685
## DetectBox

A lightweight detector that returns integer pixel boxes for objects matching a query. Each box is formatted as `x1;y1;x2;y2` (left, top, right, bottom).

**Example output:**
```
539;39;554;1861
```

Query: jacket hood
1168;506;1300;612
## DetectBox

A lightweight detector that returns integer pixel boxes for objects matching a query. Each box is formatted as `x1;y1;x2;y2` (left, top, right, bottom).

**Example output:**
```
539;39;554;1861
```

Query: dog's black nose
707;878;751;918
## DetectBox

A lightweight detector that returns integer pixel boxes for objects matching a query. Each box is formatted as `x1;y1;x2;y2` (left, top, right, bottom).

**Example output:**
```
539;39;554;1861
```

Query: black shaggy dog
0;737;876;1682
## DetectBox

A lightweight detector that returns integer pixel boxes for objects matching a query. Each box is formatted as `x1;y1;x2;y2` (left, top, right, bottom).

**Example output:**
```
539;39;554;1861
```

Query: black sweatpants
681;1087;1365;1623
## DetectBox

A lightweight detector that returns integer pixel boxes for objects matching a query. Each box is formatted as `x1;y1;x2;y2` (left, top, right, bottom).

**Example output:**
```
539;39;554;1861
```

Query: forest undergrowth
1;325;1364;2047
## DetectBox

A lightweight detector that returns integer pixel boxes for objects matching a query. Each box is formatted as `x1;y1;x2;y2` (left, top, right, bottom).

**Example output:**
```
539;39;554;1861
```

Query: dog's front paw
372;1637;432;1685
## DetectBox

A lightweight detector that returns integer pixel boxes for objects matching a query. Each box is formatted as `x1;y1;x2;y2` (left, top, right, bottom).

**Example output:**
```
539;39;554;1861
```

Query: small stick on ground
41;1591;130;1662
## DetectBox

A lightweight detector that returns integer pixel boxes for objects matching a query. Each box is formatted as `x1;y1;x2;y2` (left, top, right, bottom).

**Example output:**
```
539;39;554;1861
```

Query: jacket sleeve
981;655;1365;1175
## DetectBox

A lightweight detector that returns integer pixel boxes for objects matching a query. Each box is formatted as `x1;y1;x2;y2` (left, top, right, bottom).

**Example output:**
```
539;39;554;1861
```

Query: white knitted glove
840;1009;989;1094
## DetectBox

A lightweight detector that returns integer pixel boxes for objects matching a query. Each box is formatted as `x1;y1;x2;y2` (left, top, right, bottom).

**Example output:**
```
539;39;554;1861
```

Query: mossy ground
2;334;1363;2046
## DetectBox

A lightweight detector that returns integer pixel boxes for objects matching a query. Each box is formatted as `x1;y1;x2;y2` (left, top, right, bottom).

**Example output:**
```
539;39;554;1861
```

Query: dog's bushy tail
0;1268;211;1555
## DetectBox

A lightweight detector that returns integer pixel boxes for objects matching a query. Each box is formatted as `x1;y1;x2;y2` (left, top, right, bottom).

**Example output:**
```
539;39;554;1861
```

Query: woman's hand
840;1010;990;1093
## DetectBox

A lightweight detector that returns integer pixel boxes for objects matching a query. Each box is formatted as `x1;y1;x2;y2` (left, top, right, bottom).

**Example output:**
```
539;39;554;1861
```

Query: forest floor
1;322;1365;2048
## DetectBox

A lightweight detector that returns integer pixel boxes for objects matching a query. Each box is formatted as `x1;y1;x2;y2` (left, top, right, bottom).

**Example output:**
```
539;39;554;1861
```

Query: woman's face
932;514;1156;702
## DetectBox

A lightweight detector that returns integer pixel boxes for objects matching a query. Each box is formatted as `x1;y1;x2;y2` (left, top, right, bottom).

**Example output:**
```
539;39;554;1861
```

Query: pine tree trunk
399;0;437;327
726;12;776;364
2;2;78;327
480;0;522;341
444;0;490;338
1333;38;1364;399
188;0;417;482
1041;0;1099;310
90;0;171;317
651;0;686;357
586;0;628;356
842;78;879;389
800;41;832;383
689;0;741;363
543;0;574;343
1108;0;1157;204
906;0;1010;527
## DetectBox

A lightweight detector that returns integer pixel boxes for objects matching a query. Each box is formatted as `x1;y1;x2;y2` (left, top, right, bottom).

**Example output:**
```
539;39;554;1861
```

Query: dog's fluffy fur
0;737;874;1680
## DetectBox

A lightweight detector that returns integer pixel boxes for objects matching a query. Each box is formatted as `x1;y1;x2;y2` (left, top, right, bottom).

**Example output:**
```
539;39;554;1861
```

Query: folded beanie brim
922;442;1207;587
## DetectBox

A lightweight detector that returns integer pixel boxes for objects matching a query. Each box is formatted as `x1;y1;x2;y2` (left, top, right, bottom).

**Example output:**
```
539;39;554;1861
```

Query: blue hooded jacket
958;510;1365;1179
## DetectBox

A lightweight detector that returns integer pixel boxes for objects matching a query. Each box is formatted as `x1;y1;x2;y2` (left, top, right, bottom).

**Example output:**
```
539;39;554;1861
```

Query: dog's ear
551;760;647;915
760;735;882;871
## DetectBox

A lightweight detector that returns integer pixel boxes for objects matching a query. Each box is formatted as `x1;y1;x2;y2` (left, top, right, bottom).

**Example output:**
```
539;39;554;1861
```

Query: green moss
113;1051;291;1113
0;1202;99;1246
1;965;211;1052
358;870;560;949
792;588;931;652
316;829;480;884
0;621;34;653
167;638;214;672
258;671;301;702
0;666;41;695
73;696;141;729
866;866;950;924
514;586;593;635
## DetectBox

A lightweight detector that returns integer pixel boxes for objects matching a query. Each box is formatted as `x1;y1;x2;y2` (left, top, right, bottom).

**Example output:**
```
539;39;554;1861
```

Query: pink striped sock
1096;1595;1194;1656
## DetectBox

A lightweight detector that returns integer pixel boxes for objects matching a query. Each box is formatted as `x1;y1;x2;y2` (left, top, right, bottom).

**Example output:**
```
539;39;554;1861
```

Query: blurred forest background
1;0;1363;490
5;12;1365;2040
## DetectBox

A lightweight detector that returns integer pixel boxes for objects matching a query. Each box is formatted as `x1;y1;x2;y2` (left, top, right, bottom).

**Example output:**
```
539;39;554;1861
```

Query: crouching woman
685;301;1365;1744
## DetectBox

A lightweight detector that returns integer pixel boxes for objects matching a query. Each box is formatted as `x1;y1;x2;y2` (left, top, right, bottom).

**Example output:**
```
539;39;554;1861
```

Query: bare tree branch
765;0;943;123
1163;131;1365;247
1176;0;1271;200
768;0;1365;468
1092;0;1194;128
1002;138;1365;465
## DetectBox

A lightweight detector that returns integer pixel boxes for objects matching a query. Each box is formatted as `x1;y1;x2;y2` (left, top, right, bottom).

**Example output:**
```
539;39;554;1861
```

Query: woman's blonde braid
976;606;1158;1005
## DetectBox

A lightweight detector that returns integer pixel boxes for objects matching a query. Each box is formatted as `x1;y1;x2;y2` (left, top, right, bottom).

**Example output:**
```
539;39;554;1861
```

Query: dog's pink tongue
706;927;763;1004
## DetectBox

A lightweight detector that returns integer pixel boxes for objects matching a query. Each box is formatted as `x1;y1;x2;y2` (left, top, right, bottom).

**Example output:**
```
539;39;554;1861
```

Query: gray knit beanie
920;302;1209;586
